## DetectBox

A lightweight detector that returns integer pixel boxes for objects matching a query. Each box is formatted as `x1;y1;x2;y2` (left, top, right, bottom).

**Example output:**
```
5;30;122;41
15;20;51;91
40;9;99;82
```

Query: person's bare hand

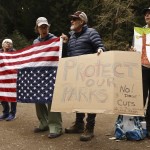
97;48;103;56
61;33;68;43
129;46;136;52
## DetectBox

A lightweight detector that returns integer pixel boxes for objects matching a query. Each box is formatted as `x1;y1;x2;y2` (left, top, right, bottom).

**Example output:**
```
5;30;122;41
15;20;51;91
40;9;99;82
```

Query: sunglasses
71;18;79;21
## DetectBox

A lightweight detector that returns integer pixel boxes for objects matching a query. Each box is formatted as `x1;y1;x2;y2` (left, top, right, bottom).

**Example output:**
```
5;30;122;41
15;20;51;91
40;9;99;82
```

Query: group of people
0;7;150;142
32;11;105;142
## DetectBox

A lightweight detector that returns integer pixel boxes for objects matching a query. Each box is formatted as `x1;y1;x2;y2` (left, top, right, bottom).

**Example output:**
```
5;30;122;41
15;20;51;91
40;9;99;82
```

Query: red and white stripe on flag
0;37;62;102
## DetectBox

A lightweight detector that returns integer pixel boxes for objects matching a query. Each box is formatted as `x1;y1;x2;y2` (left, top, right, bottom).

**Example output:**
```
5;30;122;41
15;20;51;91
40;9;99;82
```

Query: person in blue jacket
33;17;63;138
65;11;105;141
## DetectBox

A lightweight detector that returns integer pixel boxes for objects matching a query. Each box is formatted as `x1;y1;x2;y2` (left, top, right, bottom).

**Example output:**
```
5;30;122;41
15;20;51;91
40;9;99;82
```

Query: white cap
2;39;13;45
36;17;50;27
2;39;13;49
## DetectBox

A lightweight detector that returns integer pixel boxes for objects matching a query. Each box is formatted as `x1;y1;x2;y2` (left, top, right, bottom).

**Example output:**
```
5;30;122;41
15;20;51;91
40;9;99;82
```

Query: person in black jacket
65;11;105;141
0;39;17;121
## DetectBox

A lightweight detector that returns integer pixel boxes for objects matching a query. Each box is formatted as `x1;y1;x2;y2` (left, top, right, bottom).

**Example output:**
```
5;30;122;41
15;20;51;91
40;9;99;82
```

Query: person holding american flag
33;17;63;138
0;39;17;121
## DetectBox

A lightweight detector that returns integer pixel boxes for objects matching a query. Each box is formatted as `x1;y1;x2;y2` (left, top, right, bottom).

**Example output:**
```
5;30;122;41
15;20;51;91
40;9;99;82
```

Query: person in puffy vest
65;11;105;142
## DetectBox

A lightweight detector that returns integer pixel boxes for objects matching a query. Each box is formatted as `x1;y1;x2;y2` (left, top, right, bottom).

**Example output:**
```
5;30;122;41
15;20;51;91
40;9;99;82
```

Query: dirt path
0;103;150;150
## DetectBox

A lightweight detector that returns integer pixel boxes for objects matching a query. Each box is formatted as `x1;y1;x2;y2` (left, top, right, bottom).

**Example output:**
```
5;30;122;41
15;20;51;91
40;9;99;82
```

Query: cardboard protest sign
51;51;144;116
134;27;150;66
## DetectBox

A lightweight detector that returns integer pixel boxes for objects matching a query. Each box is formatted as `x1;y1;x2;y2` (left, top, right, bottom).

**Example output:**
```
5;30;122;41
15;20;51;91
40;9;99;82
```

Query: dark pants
142;66;150;131
76;113;96;129
1;101;17;116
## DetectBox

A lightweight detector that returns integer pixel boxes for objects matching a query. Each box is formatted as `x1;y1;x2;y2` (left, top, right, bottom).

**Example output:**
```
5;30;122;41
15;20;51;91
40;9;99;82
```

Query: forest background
0;0;150;51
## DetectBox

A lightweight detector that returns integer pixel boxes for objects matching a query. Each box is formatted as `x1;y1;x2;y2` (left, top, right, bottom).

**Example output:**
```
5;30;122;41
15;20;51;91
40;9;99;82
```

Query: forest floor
0;103;150;150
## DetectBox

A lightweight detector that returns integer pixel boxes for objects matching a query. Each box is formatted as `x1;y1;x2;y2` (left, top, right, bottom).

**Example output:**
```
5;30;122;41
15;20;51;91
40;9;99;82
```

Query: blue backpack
115;115;147;141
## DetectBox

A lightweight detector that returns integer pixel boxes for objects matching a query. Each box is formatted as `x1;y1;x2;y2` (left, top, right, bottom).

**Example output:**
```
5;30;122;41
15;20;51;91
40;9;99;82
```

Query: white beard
70;23;82;31
70;25;75;31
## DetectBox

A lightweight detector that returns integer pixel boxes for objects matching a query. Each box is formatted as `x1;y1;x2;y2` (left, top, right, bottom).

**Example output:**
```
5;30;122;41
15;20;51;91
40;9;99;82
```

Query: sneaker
65;122;84;133
80;129;94;141
34;127;49;133
5;114;16;121
0;114;9;121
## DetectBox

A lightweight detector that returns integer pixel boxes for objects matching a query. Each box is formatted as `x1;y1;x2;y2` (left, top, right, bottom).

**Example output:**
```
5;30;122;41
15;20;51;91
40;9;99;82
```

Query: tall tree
93;0;135;50
0;0;150;50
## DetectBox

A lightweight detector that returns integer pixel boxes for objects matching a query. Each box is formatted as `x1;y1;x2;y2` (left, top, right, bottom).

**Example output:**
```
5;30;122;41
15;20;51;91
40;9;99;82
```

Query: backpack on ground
115;115;147;141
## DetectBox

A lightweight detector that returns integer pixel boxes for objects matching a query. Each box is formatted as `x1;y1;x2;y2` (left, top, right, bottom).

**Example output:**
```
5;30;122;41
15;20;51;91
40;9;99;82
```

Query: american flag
0;37;62;103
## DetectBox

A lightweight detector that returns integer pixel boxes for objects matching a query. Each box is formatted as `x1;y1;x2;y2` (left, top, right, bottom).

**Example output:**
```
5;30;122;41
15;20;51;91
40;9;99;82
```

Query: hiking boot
48;131;63;138
0;114;9;121
65;122;84;133
5;114;16;121
34;127;49;133
80;129;94;141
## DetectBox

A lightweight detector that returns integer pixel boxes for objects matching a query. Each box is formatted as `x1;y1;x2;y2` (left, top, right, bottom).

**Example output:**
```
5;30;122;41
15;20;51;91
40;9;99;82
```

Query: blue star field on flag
17;67;57;103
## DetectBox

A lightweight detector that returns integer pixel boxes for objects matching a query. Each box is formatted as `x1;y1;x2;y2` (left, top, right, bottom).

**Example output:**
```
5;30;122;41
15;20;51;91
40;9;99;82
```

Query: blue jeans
1;101;17;116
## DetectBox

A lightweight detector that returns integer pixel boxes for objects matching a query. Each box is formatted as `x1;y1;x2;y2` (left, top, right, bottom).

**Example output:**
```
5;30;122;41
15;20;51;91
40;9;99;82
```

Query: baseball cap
36;17;50;27
143;7;150;15
2;39;13;45
70;11;88;23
